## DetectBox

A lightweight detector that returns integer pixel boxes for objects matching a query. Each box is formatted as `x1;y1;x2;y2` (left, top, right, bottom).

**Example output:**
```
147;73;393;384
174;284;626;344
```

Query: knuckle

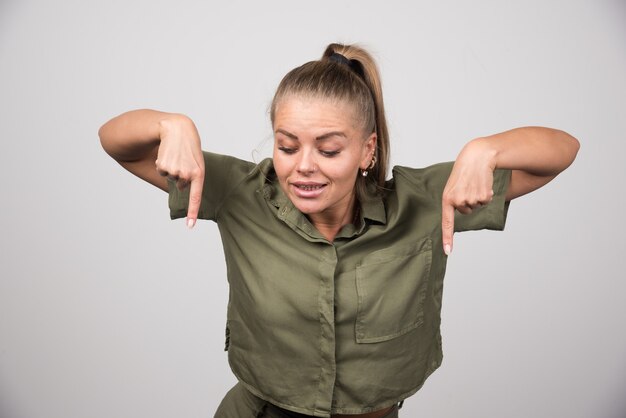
155;157;168;169
454;198;468;208
442;194;457;206
190;166;203;179
178;168;193;180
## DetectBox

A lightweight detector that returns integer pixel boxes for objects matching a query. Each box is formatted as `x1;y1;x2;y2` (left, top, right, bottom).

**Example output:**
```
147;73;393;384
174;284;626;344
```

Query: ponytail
321;43;389;196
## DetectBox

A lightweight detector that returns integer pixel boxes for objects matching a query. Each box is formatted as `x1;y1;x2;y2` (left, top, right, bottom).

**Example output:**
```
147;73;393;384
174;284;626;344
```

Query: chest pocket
355;237;432;343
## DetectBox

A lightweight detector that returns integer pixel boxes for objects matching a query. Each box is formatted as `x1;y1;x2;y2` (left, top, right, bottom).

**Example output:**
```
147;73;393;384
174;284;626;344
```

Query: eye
278;146;297;155
320;150;340;157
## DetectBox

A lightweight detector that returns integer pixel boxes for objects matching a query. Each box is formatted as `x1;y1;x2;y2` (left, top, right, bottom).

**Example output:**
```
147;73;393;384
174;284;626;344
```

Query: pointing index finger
186;173;204;229
441;202;455;255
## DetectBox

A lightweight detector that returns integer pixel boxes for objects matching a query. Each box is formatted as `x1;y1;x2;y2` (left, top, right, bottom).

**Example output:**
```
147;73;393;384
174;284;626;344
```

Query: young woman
99;43;579;418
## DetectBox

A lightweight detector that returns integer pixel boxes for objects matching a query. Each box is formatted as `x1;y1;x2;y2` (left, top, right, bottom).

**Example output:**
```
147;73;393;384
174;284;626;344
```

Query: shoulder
203;151;257;173
392;162;453;184
202;152;272;186
389;162;454;196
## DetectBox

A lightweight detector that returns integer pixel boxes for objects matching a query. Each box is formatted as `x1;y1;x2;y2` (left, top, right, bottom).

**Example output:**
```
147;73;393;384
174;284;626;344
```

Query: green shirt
168;152;511;417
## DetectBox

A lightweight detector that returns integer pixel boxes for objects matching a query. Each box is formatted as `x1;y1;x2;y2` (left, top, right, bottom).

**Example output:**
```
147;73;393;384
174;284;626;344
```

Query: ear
360;132;377;169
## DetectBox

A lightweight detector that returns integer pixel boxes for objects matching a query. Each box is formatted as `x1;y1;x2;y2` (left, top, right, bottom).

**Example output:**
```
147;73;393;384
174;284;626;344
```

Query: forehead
273;95;362;132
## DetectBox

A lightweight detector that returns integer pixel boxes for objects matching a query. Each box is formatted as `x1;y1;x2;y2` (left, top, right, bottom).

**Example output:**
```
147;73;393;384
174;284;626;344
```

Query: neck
308;196;358;242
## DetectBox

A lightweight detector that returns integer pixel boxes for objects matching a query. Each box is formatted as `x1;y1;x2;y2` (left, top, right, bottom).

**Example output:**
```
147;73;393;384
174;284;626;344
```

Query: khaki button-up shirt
169;152;511;417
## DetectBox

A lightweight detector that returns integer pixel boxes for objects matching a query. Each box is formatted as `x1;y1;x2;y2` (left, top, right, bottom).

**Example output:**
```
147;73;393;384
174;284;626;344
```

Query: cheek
322;160;359;184
272;154;291;182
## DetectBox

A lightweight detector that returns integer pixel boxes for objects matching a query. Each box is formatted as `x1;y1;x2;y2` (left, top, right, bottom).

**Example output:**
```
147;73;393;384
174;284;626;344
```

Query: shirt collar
359;192;386;225
258;158;387;228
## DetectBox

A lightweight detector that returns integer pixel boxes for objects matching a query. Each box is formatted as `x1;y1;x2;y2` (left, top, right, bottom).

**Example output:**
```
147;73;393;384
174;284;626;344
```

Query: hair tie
328;52;353;67
328;52;365;78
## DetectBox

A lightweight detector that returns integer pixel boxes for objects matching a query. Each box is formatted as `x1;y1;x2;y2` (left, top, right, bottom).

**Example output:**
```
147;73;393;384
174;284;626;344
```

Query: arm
441;126;580;254
99;109;205;228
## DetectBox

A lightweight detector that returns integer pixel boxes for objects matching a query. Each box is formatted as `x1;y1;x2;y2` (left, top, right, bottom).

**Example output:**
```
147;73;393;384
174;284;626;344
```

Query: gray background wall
0;1;624;417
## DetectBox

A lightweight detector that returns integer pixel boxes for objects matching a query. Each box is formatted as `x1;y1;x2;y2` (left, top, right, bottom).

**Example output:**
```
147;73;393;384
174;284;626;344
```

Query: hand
441;139;496;255
155;115;205;228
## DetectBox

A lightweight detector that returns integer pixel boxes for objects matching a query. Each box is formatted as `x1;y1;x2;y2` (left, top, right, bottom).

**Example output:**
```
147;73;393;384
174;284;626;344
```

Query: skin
272;97;376;241
99;103;579;250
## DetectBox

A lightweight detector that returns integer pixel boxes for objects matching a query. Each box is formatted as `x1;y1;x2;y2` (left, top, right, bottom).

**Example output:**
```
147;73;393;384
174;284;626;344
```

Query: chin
292;201;325;215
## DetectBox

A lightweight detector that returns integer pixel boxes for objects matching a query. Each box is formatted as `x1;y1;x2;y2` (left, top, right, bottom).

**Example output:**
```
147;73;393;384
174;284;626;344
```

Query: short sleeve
168;152;256;221
454;168;511;232
393;162;511;233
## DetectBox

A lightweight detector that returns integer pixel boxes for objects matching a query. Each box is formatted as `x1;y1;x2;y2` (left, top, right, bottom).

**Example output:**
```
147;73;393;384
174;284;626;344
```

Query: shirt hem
231;372;434;417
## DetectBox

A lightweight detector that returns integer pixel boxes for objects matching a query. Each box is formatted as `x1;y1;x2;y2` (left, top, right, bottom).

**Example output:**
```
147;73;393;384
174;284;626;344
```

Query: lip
289;181;327;198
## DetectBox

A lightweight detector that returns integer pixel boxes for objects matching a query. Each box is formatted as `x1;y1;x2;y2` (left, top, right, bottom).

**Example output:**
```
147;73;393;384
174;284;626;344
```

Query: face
272;96;376;224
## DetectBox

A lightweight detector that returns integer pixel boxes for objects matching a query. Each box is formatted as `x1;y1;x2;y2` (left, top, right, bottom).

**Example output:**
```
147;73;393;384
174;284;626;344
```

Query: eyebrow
275;129;347;141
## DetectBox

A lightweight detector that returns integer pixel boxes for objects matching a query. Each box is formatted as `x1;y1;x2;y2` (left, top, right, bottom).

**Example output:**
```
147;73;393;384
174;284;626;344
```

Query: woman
99;43;579;418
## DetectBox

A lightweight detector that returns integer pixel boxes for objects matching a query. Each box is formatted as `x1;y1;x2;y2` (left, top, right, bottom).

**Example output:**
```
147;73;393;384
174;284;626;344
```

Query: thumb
186;174;204;229
441;203;455;256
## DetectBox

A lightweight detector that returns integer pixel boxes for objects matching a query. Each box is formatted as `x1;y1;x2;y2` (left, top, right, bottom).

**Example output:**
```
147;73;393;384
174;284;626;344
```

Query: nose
296;148;317;175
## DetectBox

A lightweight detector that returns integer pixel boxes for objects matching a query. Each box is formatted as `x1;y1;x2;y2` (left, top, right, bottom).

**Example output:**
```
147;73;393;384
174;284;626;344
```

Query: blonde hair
270;43;390;201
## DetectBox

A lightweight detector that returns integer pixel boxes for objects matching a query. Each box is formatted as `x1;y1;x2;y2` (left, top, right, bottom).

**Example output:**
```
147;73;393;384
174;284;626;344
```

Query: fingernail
187;218;196;229
444;244;451;256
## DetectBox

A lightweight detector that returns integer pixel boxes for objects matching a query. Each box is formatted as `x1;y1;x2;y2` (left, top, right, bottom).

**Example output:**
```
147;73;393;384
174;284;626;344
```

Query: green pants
214;382;400;418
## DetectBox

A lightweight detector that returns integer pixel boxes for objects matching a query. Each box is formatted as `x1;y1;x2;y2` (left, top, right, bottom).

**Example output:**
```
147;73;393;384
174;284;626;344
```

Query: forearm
98;109;187;162
473;126;580;177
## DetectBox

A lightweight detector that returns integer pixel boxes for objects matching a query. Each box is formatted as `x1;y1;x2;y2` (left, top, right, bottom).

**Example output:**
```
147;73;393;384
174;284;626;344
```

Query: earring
369;155;377;170
361;155;376;177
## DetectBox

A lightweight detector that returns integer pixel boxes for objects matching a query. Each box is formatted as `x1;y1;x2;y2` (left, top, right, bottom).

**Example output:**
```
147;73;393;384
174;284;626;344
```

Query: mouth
290;182;327;197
